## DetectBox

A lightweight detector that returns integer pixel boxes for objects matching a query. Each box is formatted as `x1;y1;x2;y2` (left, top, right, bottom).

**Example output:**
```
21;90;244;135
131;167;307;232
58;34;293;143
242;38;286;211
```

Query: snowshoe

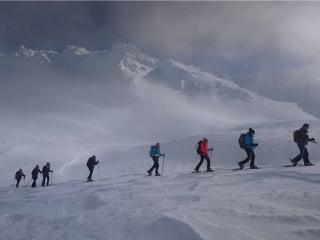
250;165;259;169
192;169;200;173
206;169;214;173
155;173;161;176
290;159;297;167
146;170;152;176
304;162;314;166
238;161;244;169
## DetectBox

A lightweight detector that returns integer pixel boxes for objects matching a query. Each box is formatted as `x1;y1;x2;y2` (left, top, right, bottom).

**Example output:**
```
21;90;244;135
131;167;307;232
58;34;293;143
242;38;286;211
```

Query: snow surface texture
1;163;320;240
0;43;320;239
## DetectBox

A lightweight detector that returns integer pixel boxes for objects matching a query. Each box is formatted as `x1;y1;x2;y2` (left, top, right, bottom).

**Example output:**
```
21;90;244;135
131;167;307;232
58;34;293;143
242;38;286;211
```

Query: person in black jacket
42;162;53;187
291;123;315;166
15;169;25;188
31;165;42;188
87;155;99;182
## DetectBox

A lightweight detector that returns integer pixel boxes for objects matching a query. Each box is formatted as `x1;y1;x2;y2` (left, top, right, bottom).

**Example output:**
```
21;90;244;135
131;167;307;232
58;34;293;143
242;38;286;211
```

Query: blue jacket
149;146;161;158
244;133;255;150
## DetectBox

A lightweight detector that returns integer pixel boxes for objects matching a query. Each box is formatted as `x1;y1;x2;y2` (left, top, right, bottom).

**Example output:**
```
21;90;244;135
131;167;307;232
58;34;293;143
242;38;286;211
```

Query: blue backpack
149;146;156;157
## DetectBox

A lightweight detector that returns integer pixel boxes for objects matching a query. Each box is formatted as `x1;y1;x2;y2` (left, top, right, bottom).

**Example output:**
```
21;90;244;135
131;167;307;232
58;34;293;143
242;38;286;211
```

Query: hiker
31;165;42;188
87;155;99;182
15;169;25;188
147;143;165;176
194;138;213;173
238;128;259;169
291;123;315;166
42;162;53;186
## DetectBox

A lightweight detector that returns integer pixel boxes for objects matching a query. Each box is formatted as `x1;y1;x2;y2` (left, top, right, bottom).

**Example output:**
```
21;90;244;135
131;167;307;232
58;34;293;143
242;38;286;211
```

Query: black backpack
293;130;301;143
195;141;203;155
238;133;246;149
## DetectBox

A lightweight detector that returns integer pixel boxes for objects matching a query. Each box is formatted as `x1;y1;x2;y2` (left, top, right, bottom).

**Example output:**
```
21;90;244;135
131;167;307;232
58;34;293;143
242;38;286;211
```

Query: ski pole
51;172;53;185
161;155;165;175
209;147;213;160
97;164;101;180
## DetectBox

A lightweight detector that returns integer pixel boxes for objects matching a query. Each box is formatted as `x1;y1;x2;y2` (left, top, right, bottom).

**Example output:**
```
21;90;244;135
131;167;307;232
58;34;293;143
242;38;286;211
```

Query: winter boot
305;162;314;166
250;165;259;169
290;159;297;166
155;173;161;176
206;168;214;172
147;170;152;176
238;161;244;169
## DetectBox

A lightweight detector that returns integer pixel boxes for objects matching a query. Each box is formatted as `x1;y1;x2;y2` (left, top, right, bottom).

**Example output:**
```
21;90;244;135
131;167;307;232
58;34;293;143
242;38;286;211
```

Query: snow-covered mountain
0;43;318;187
1;43;320;240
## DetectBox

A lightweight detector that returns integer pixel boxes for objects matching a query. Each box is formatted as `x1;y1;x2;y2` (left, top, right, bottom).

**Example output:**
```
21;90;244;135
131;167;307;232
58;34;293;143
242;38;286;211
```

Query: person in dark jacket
42;162;53;186
87;155;99;182
15;169;25;188
291;123;315;166
194;138;213;173
31;165;42;188
238;128;259;169
147;143;165;176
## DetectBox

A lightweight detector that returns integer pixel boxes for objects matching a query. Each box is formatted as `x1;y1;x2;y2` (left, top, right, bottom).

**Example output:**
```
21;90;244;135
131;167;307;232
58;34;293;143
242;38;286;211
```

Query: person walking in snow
291;123;315;166
238;128;259;169
31;165;42;188
87;155;99;182
147;143;165;176
15;169;25;188
42;162;53;186
194;138;213;173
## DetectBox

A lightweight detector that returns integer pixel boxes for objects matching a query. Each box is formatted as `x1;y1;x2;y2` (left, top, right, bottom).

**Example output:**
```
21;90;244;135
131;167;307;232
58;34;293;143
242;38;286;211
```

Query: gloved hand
97;161;100;164
310;138;315;142
253;143;259;147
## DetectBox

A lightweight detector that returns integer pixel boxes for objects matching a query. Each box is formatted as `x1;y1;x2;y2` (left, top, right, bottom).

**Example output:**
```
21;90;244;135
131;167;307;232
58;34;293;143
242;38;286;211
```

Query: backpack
87;157;95;167
149;146;155;157
238;133;246;149
15;172;19;180
293;130;300;143
195;141;203;155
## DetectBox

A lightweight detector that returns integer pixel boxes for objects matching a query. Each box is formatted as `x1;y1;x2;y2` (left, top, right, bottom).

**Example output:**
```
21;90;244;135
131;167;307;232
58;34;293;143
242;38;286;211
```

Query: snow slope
1;164;320;240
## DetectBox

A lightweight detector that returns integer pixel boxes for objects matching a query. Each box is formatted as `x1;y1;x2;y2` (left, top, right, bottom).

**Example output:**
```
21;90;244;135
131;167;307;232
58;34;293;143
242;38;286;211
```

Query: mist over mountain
0;43;317;186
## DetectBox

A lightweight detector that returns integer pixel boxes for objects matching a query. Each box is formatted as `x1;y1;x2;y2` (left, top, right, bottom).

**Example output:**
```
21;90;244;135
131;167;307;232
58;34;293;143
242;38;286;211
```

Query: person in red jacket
194;138;213;172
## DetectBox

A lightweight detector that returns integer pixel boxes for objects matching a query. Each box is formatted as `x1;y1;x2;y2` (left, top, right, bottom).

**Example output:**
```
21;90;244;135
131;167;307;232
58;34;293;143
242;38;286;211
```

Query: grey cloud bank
0;2;319;117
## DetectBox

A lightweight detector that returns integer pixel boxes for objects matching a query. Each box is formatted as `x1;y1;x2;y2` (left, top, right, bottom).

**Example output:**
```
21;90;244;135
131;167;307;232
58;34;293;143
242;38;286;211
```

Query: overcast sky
1;1;320;117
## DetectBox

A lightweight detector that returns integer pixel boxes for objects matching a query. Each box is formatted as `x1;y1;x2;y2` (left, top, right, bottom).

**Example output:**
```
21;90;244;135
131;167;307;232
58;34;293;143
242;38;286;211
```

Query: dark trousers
87;167;94;180
42;174;50;186
148;156;160;174
292;144;310;165
16;179;21;188
195;155;211;171
240;148;255;167
32;178;37;188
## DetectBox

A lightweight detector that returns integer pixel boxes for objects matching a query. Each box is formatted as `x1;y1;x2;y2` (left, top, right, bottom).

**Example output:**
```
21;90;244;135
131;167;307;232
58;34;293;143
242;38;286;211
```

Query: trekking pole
209;147;213;160
161;154;165;175
51;172;54;185
97;164;101;180
10;178;15;187
25;178;32;187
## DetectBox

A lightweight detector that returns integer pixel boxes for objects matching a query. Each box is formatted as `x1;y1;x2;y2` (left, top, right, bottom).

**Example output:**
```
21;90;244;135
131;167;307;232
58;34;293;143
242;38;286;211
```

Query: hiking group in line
13;123;317;185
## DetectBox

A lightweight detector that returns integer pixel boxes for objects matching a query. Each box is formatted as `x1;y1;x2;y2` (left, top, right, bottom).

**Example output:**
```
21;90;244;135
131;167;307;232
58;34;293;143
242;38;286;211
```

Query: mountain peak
63;45;90;56
15;45;37;57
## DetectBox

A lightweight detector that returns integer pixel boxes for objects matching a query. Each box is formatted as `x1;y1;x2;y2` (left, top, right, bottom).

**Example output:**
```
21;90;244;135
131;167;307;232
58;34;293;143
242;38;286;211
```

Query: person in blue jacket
238;128;259;169
147;143;164;176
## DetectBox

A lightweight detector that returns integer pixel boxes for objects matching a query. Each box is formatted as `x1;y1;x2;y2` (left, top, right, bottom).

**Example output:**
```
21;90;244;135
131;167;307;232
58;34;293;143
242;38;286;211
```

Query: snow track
1;165;320;240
